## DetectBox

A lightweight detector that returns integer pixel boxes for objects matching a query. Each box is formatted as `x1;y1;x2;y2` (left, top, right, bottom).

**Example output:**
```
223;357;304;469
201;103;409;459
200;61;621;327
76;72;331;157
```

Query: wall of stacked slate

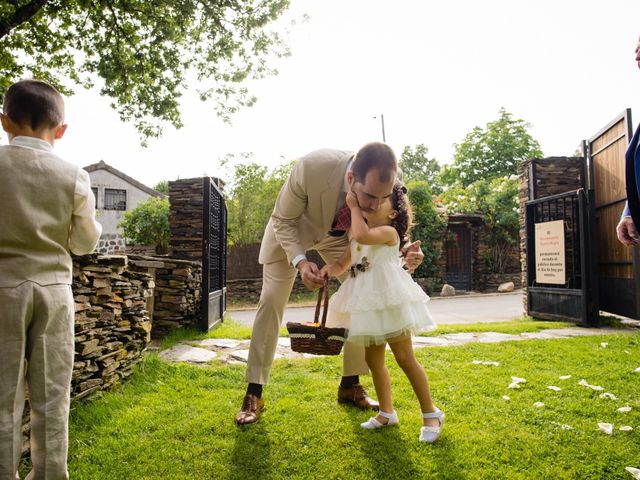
128;255;202;337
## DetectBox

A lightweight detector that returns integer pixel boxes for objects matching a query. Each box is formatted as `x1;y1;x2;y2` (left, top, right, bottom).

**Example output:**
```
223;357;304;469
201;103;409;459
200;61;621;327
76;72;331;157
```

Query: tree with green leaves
119;196;170;254
152;180;169;195
405;179;447;291
440;175;519;273
0;0;291;142
399;144;441;193
441;107;543;187
223;155;293;246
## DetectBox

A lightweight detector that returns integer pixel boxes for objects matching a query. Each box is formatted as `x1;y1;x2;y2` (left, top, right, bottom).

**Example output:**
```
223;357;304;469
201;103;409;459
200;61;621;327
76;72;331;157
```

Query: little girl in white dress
322;183;444;443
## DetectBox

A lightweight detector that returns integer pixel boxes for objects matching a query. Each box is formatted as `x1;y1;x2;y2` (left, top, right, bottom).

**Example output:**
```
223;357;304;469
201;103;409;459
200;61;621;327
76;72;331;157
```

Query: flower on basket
349;256;370;277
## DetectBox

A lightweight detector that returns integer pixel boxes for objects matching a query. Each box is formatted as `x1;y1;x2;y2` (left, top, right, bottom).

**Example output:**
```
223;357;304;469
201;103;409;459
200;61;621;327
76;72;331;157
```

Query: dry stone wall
128;255;203;337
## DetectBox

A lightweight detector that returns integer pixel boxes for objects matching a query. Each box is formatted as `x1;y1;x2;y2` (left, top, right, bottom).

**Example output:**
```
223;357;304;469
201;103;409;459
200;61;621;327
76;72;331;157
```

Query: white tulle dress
326;238;436;346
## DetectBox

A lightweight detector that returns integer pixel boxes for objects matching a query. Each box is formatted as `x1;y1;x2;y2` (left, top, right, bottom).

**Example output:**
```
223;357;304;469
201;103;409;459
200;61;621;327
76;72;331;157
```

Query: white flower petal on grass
618;406;633;413
559;375;572;380
619;426;633;432
472;360;500;366
626;467;640;480
600;342;608;348
635;367;640;372
533;402;545;408
502;395;510;400
547;386;562;392
599;392;618;400
550;421;573;430
598;422;613;435
511;376;526;384
508;382;521;389
578;379;604;391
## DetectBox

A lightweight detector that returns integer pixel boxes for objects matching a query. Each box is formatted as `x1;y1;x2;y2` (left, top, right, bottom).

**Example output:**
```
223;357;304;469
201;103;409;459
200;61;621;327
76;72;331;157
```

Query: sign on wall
534;220;566;285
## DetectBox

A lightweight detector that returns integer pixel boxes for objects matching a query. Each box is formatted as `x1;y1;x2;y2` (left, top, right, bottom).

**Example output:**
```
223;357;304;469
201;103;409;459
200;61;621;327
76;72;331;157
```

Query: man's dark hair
2;79;64;130
352;142;397;184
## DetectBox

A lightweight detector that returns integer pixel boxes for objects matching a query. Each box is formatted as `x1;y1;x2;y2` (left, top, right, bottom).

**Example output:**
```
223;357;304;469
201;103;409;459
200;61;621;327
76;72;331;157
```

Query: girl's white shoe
360;410;399;429
419;408;445;443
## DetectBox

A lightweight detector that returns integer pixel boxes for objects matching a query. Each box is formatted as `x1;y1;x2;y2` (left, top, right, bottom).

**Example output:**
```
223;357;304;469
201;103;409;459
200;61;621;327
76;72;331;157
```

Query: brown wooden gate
586;109;640;319
446;224;472;290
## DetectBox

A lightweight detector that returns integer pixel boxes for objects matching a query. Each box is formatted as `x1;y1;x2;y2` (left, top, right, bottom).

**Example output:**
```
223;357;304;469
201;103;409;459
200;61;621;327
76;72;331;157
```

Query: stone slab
187;338;242;349
159;345;217;363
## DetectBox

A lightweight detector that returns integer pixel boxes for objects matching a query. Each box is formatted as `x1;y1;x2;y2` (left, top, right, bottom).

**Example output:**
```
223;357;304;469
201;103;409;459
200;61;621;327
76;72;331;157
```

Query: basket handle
313;277;330;328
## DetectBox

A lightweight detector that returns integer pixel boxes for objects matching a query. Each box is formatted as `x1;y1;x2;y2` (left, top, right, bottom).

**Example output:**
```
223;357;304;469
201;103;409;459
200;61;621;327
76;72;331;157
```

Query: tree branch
0;0;50;40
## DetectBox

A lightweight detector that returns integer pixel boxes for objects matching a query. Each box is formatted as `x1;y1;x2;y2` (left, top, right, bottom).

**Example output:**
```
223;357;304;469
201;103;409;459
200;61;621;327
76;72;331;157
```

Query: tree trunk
0;0;49;40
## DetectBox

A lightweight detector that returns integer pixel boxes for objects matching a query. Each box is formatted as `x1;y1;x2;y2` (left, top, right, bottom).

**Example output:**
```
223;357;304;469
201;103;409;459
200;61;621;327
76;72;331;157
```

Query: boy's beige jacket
259;149;352;265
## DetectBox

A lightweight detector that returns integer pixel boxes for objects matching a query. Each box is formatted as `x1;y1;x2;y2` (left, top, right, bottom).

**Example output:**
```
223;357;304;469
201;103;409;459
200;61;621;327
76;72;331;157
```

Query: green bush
406;180;447;288
119;197;170;254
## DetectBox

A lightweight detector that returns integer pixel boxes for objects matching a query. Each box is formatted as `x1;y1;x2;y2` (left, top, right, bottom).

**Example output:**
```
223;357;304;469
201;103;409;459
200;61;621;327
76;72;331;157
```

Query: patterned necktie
329;202;351;236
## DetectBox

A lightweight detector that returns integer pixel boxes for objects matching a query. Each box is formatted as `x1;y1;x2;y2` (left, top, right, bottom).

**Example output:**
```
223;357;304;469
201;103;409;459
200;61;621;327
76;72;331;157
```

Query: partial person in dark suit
617;36;640;246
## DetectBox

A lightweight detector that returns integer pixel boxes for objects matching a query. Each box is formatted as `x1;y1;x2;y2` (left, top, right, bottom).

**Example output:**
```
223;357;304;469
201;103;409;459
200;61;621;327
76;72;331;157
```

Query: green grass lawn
55;329;640;479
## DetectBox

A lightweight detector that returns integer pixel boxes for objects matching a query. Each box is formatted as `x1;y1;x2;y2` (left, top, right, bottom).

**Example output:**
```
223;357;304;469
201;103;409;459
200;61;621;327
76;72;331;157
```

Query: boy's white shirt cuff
292;254;307;268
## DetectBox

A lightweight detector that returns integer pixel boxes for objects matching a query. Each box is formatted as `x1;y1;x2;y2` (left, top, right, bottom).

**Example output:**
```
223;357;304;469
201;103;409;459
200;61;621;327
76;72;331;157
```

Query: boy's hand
346;190;359;209
401;240;424;274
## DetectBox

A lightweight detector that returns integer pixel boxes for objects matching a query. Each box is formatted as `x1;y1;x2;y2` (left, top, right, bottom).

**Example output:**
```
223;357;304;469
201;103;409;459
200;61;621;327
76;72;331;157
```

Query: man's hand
616;217;640;246
401;240;424;274
297;260;324;291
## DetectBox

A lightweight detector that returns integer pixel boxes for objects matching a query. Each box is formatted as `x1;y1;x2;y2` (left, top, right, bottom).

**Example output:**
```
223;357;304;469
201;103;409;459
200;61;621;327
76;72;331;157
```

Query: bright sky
49;0;640;188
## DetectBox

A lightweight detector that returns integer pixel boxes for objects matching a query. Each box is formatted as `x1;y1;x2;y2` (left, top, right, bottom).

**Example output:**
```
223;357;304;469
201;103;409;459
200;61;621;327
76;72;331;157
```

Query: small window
104;188;127;211
91;187;98;208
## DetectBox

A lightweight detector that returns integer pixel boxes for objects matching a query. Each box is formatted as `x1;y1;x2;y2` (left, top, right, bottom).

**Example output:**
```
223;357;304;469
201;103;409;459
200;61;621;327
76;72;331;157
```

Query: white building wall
88;169;158;254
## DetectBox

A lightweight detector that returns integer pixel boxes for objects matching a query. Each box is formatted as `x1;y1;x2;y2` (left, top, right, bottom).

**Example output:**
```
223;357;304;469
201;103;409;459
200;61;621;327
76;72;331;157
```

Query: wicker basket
286;278;348;356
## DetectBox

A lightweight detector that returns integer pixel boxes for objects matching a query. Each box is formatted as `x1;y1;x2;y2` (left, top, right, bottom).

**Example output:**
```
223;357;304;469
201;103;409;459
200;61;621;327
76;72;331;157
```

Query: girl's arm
347;191;397;246
320;243;351;278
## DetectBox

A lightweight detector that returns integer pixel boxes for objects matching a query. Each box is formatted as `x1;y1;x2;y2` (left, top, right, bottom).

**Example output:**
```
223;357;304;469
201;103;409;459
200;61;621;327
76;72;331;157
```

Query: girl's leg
364;343;393;423
388;335;438;427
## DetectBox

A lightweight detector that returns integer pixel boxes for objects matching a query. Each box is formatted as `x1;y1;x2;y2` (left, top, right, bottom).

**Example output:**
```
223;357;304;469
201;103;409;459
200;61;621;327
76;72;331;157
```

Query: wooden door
446;224;472;290
587;109;640;319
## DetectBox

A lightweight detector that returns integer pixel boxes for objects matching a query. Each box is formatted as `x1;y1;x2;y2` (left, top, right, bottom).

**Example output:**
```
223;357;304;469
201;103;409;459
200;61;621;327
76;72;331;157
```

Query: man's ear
53;123;68;140
0;113;11;133
347;170;354;187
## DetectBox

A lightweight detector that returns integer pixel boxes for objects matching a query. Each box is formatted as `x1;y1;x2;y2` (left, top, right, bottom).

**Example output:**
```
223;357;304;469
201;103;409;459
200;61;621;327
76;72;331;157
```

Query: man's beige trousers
246;235;368;385
0;282;74;480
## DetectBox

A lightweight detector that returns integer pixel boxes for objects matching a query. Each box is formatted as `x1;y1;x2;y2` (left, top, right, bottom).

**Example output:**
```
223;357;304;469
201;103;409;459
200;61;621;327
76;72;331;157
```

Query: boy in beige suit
0;80;102;479
236;142;424;424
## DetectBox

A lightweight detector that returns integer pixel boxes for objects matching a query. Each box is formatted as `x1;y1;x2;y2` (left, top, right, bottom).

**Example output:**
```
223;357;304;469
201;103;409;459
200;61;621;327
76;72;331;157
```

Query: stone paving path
156;327;637;365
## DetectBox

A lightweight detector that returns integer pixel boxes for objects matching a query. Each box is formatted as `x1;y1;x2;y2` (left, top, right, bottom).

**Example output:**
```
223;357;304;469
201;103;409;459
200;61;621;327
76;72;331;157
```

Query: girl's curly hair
390;182;414;248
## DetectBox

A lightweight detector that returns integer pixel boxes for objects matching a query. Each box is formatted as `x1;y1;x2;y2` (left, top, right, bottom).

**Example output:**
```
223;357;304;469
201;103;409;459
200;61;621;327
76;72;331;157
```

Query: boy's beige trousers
0;282;74;480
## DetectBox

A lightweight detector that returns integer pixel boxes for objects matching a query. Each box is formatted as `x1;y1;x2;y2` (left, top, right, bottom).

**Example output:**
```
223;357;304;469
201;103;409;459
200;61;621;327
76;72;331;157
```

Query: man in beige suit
236;142;424;424
0;80;102;479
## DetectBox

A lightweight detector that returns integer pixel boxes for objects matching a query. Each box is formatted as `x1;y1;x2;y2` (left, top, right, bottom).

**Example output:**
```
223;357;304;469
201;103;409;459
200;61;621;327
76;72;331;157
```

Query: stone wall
95;233;126;255
517;157;584;310
128;255;203;337
169;178;205;261
72;255;154;398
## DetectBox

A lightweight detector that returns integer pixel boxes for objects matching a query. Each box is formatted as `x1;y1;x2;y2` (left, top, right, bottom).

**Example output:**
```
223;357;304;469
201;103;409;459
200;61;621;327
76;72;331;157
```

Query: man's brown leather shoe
235;394;265;425
337;383;379;411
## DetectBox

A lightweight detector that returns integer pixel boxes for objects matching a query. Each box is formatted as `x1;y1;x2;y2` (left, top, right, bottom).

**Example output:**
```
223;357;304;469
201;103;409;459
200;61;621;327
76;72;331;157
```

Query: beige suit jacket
259;149;352;265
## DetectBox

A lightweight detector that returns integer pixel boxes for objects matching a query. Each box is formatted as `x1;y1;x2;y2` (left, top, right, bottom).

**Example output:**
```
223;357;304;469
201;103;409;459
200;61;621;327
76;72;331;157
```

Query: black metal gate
201;178;227;331
525;190;598;325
